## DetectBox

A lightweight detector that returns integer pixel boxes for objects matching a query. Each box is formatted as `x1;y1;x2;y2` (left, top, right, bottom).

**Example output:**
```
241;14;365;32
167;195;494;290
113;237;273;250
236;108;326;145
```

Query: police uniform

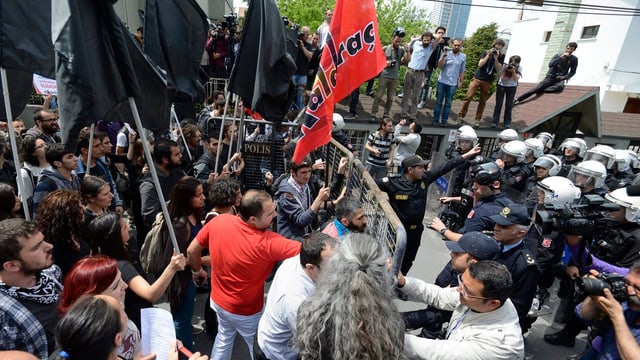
502;161;531;195
458;193;514;234
376;154;466;274
490;205;539;333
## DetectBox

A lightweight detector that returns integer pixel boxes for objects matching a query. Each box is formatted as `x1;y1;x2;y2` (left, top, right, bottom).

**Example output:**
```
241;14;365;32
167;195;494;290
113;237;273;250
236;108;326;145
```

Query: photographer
491;55;522;128
205;26;231;78
371;30;408;121
575;263;640;359
458;39;506;128
514;42;578;104
291;26;313;110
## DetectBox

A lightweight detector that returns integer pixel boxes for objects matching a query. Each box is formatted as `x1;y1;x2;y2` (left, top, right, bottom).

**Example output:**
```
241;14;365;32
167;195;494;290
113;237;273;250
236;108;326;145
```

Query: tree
455;22;500;100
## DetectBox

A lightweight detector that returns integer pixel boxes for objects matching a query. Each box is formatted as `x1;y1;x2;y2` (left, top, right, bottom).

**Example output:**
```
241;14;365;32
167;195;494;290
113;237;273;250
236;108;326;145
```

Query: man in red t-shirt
188;190;301;359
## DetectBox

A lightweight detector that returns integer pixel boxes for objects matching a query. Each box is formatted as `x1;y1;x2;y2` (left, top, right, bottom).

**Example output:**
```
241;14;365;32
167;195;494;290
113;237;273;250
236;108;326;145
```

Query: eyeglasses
457;274;491;300
40;118;58;123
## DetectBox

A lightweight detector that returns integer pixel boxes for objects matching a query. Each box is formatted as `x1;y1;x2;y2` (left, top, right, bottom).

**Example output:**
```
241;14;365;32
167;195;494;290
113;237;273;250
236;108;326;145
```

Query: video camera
535;194;619;235
575;272;627;302
438;36;450;49
222;13;238;35
393;27;406;38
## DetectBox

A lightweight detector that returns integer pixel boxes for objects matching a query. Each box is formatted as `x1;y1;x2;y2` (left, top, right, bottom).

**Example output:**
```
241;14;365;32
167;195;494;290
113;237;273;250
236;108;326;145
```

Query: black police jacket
376;154;466;226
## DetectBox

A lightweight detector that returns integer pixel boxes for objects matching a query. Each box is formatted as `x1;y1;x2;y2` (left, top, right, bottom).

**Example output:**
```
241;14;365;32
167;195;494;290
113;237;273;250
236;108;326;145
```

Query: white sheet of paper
141;307;176;360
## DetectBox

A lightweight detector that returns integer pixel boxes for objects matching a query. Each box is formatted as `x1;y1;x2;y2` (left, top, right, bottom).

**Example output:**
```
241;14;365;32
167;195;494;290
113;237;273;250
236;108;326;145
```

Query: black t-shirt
294;42;313;75
474;51;506;82
119;260;153;329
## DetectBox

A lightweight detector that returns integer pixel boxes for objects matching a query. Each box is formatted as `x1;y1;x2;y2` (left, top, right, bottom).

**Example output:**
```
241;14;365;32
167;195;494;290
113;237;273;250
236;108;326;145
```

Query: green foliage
276;0;335;30
455;22;499;100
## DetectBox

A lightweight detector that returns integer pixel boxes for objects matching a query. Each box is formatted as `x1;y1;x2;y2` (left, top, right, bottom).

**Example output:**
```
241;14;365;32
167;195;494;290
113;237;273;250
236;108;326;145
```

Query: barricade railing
350;159;407;275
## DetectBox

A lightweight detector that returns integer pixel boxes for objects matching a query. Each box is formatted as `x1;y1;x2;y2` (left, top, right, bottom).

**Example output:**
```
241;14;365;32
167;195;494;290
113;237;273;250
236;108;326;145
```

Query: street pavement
157;210;591;359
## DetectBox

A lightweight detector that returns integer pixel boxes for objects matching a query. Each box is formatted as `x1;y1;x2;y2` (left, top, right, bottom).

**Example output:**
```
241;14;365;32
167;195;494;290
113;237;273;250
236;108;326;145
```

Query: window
581;25;599;39
542;31;552;42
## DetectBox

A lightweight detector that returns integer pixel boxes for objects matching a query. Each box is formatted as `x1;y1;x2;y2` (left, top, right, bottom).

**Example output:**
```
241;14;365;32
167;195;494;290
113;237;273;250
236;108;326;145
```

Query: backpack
140;213;169;273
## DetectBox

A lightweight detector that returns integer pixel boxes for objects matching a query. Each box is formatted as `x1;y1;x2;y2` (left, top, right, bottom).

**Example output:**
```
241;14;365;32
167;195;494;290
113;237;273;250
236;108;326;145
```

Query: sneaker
528;297;540;318
369;115;378;124
431;121;439;126
440;123;447;128
397;93;403;98
417;101;425;109
504;123;510;128
473;120;480;128
490;123;497;128
350;113;358;118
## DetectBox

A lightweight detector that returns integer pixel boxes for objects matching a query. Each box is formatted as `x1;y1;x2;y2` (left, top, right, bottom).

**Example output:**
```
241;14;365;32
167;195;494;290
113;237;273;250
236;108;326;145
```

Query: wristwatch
439;228;447;236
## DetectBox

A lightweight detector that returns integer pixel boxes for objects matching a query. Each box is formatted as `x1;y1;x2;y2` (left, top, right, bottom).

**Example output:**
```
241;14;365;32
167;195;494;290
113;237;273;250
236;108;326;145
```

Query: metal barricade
204;78;229;98
350;159;407;275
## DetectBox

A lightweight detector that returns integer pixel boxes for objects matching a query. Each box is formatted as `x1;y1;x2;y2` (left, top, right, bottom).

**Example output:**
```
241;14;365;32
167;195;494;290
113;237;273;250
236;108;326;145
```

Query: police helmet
614;149;632;173
536;176;581;209
533;154;562;176
584;145;616;169
605;187;640;223
457;129;479;147
497;129;519;142
567;160;607;190
332;113;345;132
559;138;587;158
458;125;474;135
470;162;502;186
524;138;544;159
535;132;555;149
501;140;527;163
626;150;639;170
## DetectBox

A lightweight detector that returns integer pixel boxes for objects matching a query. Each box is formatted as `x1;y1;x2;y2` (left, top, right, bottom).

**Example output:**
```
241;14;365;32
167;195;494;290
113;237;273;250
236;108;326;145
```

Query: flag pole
171;105;192;161
86;123;95;176
214;90;234;173
128;97;180;252
0;67;31;220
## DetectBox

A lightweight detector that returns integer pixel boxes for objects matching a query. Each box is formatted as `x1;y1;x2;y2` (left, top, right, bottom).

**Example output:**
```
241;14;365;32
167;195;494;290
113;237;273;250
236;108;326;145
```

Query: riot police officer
496;140;531;200
431;161;515;241
489;128;520;161
558;137;586;176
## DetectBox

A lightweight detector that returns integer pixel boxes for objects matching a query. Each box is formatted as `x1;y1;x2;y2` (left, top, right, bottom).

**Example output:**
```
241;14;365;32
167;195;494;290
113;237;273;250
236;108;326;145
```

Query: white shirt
393;124;421;165
317;22;330;48
257;255;316;360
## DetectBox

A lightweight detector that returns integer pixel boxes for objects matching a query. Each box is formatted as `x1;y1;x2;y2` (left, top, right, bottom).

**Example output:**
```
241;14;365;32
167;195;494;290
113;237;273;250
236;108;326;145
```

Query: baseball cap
402;155;429;169
445;231;500;260
489;205;531;226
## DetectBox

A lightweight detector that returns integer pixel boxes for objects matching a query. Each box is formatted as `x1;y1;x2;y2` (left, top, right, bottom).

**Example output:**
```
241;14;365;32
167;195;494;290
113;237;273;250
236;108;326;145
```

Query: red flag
292;0;386;163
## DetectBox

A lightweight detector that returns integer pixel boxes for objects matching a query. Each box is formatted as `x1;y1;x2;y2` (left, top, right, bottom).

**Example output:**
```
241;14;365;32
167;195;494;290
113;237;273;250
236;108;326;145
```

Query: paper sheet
141;307;176;360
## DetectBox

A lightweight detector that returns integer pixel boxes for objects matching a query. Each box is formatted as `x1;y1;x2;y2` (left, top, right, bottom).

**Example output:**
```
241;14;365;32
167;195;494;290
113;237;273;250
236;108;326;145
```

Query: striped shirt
366;130;394;167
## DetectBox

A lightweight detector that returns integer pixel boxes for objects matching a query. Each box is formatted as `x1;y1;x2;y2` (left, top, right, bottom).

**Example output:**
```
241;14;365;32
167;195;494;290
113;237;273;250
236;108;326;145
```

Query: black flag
52;0;140;151
144;0;208;101
108;31;175;135
228;0;296;122
0;0;56;120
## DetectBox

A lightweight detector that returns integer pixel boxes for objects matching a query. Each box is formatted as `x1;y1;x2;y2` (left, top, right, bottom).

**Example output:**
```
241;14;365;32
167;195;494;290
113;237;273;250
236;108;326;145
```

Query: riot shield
426;152;454;217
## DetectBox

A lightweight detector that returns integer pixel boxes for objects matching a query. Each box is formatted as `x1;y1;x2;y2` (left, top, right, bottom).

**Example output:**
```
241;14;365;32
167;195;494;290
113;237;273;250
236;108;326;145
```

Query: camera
507;63;515;70
575;273;627;302
535;194;619;235
393;27;406;38
388;60;397;68
491;48;499;55
282;16;290;27
438;36;450;49
222;13;238;35
443;46;450;52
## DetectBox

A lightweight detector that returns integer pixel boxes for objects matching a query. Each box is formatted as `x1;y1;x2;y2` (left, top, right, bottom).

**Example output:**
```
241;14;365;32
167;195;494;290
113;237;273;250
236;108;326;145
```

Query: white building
505;0;640;113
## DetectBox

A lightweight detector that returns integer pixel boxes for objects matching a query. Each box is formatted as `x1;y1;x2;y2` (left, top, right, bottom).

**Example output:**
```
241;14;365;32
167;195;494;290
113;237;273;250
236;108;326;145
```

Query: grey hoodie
32;167;81;215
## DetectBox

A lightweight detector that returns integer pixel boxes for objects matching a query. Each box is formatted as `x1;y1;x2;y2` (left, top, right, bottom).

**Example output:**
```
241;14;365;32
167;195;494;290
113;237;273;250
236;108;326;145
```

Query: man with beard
139;139;185;227
432;38;466;127
575;261;640;359
25;109;61;144
321;197;368;239
0;219;62;358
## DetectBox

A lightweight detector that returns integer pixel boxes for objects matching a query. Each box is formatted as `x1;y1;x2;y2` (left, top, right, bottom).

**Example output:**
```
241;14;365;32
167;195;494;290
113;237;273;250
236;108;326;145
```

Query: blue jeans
292;74;307;110
174;280;196;349
433;82;457;124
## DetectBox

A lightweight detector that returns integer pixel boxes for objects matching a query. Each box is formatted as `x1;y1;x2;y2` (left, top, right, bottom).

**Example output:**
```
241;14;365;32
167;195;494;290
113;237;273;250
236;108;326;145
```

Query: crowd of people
0;10;637;360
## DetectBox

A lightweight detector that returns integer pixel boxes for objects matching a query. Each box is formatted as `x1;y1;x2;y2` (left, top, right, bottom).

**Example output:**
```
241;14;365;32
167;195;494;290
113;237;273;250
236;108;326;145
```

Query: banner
292;0;386;164
33;74;58;95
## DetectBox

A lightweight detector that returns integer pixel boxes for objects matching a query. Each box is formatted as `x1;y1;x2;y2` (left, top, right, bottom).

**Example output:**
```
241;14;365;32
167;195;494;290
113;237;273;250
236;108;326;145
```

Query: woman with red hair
59;256;153;360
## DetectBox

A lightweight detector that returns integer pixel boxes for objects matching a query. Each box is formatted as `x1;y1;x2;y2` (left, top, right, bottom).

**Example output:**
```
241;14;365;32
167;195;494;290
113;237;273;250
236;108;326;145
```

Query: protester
88;212;186;328
32;143;80;215
0;183;20;221
58;256;143;360
35;189;89;277
18;137;49;213
166;177;205;349
295;234;405;359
